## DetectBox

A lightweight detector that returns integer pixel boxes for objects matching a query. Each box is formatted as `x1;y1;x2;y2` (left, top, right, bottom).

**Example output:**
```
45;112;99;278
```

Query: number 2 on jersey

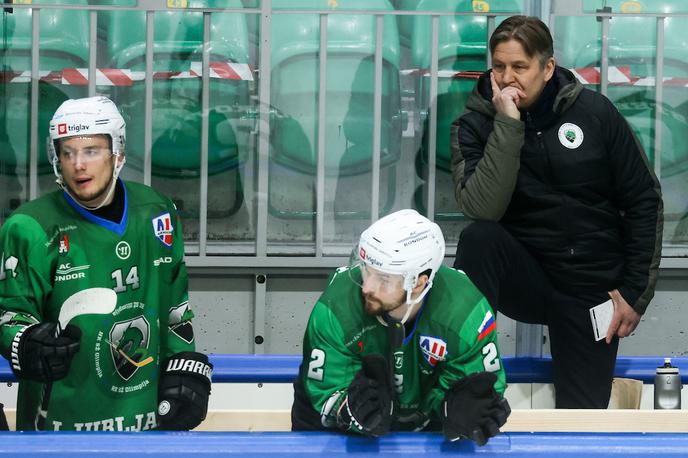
307;348;326;381
481;342;501;372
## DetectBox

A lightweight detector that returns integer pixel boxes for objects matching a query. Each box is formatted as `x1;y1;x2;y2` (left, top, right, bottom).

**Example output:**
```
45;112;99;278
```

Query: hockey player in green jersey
292;209;510;445
0;96;212;431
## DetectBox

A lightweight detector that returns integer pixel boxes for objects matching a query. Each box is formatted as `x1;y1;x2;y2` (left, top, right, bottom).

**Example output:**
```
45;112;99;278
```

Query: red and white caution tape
0;62;254;86
571;66;688;87
401;66;688;87
3;64;685;87
570;65;634;84
399;69;484;79
190;62;254;81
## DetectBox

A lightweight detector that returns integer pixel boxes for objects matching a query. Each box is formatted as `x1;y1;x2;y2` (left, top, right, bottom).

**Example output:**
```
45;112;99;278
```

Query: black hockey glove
157;351;213;431
0;403;8;431
11;323;81;382
338;354;393;437
442;372;511;446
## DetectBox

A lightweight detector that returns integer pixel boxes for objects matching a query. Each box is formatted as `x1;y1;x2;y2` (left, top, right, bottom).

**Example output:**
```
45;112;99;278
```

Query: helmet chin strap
55;155;126;211
375;280;433;327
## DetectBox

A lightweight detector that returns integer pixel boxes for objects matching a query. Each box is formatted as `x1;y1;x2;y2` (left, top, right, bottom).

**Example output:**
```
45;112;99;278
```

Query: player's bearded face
59;135;118;206
362;291;406;316
361;268;407;316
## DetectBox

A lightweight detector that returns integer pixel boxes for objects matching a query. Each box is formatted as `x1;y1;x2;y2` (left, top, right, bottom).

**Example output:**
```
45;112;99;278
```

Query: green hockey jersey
0;180;195;431
292;265;506;432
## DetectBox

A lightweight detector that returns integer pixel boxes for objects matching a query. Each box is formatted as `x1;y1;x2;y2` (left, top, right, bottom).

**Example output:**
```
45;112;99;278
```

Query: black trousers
454;221;619;409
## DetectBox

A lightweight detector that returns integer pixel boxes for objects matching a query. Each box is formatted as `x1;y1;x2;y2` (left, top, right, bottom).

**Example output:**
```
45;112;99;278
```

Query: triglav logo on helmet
360;246;383;268
58;123;91;135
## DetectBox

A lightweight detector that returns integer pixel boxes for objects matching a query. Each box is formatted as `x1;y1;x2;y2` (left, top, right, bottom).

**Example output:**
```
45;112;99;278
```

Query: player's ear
412;272;430;293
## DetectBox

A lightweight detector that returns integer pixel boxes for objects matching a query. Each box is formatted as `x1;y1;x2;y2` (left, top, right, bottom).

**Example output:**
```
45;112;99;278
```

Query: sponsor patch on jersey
54;262;90;282
0;253;18;280
152;212;174;247
477;310;496;341
419;335;447;367
557;122;584;149
115;241;131;260
394;351;404;369
58;234;69;255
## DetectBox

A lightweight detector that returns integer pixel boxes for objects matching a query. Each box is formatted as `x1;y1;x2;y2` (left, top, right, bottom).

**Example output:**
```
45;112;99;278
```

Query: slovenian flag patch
477;310;496;341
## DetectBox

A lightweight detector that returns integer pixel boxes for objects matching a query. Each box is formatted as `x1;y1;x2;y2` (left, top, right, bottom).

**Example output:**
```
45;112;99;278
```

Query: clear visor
348;247;405;294
58;145;112;165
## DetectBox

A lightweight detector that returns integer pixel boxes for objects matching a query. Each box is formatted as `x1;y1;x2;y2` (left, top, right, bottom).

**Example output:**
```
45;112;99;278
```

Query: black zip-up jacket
451;66;663;314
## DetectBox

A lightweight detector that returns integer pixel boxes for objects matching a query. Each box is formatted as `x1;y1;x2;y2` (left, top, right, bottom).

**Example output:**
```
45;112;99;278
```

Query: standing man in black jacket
451;16;663;409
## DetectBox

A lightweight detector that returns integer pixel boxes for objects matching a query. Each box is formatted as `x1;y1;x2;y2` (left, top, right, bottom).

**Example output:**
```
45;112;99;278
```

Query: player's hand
157;351;213;430
490;71;525;120
338;354;393;437
605;289;641;344
442;372;510;446
11;322;81;382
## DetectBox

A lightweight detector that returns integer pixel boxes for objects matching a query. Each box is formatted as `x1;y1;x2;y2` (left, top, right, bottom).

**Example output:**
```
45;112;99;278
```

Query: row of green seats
553;0;688;184
101;0;251;177
0;0;89;176
2;1;684;222
0;2;402;172
267;0;402;219
402;0;523;218
0;0;250;178
409;0;687;221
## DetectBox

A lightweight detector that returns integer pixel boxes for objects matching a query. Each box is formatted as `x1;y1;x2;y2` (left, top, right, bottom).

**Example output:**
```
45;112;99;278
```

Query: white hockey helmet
48;96;126;178
47;96;126;208
354;209;445;319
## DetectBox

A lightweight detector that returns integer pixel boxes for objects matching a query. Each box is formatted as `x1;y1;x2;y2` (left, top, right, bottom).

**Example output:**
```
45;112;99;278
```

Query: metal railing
2;1;687;266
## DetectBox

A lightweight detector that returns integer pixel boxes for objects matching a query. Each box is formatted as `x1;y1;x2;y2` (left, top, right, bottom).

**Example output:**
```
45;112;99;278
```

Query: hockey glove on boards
338;354;394;437
442;371;511;446
157;351;213;430
11;323;81;382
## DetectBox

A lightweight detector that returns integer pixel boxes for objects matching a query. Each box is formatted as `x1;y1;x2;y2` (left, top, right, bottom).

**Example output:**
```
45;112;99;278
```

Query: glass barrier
1;0;686;256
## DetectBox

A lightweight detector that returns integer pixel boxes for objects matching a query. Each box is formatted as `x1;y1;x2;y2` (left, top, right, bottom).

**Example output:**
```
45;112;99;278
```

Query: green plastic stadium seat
102;0;251;178
0;0;90;177
392;0;418;47
553;0;688;218
268;0;402;219
410;0;522;219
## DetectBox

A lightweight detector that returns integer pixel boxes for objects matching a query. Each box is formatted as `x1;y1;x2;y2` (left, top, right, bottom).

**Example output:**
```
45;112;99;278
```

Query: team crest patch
152;212;173;247
557;123;584;149
477;310;496;341
419;335;447;367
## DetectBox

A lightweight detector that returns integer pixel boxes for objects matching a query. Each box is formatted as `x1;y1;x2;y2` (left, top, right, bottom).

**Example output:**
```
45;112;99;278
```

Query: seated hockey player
291;209;510;445
0;96;212;431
